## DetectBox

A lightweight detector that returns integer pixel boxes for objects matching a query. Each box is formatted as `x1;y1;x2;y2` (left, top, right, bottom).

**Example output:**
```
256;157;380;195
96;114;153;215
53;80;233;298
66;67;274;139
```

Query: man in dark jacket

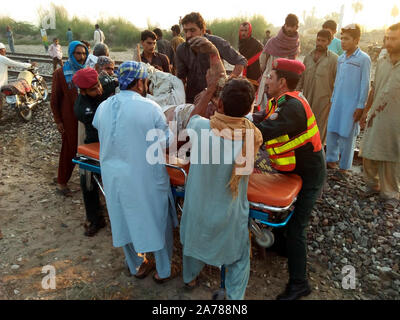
72;67;118;236
176;12;247;103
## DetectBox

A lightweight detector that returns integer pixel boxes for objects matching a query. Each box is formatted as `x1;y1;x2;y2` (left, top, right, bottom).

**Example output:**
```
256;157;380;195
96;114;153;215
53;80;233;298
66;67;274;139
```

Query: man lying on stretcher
159;37;274;173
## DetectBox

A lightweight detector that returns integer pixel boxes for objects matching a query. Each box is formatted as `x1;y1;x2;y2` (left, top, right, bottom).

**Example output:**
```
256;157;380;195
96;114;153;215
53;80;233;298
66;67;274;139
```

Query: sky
2;0;398;31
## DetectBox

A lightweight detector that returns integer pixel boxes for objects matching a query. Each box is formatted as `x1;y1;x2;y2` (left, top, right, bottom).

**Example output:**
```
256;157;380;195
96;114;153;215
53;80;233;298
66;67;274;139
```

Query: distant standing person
40;28;49;53
322;20;344;56
257;14;300;108
66;28;73;43
48;38;64;72
262;30;271;46
238;21;263;83
170;24;185;74
153;28;174;65
94;24;105;46
140;30;171;73
6;26;15;54
176;12;247;103
170;24;185;53
326;24;371;179
297;29;338;145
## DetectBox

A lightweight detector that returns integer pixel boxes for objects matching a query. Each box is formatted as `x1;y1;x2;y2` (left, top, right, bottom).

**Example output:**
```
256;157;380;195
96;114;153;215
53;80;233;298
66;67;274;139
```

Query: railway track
7;52;122;85
7;53;124;66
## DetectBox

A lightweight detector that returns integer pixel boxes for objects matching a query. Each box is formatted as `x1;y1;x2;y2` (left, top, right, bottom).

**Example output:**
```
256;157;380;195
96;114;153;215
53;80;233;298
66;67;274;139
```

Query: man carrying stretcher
179;74;263;299
254;58;326;300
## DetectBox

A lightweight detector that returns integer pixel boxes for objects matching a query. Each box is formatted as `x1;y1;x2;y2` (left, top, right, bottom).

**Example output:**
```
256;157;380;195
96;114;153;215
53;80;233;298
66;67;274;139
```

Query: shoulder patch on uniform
269;113;278;120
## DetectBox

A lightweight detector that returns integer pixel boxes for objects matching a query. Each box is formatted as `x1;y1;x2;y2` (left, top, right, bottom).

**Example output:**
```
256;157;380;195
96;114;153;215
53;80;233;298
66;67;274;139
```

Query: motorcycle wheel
17;104;32;122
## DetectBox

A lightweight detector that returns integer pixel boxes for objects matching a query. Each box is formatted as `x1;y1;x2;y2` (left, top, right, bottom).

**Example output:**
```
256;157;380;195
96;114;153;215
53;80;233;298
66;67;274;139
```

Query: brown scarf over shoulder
210;112;263;198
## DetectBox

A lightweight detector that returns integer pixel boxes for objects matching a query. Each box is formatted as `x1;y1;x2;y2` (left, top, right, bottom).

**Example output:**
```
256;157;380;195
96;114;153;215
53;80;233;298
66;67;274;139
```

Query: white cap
0;43;5;49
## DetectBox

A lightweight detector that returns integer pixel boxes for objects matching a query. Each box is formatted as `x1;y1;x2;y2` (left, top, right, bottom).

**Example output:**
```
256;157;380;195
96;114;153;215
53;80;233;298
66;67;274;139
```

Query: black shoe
276;280;312;300
84;219;106;237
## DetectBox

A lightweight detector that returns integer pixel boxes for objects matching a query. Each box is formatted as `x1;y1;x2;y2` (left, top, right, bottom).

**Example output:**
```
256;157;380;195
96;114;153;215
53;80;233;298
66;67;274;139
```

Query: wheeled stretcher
73;142;302;248
73;142;302;299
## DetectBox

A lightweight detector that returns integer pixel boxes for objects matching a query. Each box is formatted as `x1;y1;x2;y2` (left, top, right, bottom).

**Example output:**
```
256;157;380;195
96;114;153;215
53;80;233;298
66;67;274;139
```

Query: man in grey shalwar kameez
93;61;178;282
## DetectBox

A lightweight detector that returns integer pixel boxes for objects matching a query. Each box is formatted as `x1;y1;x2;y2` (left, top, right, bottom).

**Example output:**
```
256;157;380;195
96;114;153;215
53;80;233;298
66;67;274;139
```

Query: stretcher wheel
255;229;275;248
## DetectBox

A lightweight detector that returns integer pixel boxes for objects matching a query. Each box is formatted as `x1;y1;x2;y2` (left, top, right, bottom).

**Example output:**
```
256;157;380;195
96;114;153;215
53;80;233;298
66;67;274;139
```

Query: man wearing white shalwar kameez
93;61;178;281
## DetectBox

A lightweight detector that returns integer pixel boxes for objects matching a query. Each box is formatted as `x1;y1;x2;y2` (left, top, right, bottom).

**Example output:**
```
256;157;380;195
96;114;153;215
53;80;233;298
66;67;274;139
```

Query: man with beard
176;12;247;103
257;14;300;109
73;67;119;236
153;28;174;68
359;23;400;211
297;29;338;145
238;22;263;84
50;41;88;196
93;61;178;283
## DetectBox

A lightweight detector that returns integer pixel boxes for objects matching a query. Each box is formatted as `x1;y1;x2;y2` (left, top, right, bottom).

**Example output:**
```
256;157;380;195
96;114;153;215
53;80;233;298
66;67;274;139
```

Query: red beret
272;58;305;75
72;67;99;89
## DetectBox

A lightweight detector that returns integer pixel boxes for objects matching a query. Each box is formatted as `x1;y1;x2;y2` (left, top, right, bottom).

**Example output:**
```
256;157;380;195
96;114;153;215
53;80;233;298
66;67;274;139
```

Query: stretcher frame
72;154;297;234
73;151;300;300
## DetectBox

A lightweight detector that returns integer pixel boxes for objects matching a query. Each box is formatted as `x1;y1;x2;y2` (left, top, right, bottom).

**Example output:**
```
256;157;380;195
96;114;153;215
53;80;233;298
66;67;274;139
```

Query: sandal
330;170;349;181
383;198;399;211
152;272;172;284
326;162;338;170
184;278;199;290
359;187;380;198
134;259;155;279
56;187;73;197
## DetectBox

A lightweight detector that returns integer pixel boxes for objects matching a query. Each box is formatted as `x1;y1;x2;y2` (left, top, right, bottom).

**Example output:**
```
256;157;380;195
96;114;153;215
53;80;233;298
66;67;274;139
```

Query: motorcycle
0;66;48;121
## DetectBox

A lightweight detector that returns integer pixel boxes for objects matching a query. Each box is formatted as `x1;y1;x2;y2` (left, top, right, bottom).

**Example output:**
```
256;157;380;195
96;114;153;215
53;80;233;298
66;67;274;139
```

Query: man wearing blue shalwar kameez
92;61;178;282
326;24;371;178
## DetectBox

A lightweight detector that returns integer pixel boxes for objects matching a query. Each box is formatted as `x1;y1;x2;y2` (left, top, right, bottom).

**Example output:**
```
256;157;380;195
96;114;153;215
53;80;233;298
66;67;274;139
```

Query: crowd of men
0;10;399;301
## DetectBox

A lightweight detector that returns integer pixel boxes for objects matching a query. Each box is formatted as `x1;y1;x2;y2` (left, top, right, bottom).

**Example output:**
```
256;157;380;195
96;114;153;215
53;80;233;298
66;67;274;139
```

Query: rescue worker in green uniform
253;58;326;300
